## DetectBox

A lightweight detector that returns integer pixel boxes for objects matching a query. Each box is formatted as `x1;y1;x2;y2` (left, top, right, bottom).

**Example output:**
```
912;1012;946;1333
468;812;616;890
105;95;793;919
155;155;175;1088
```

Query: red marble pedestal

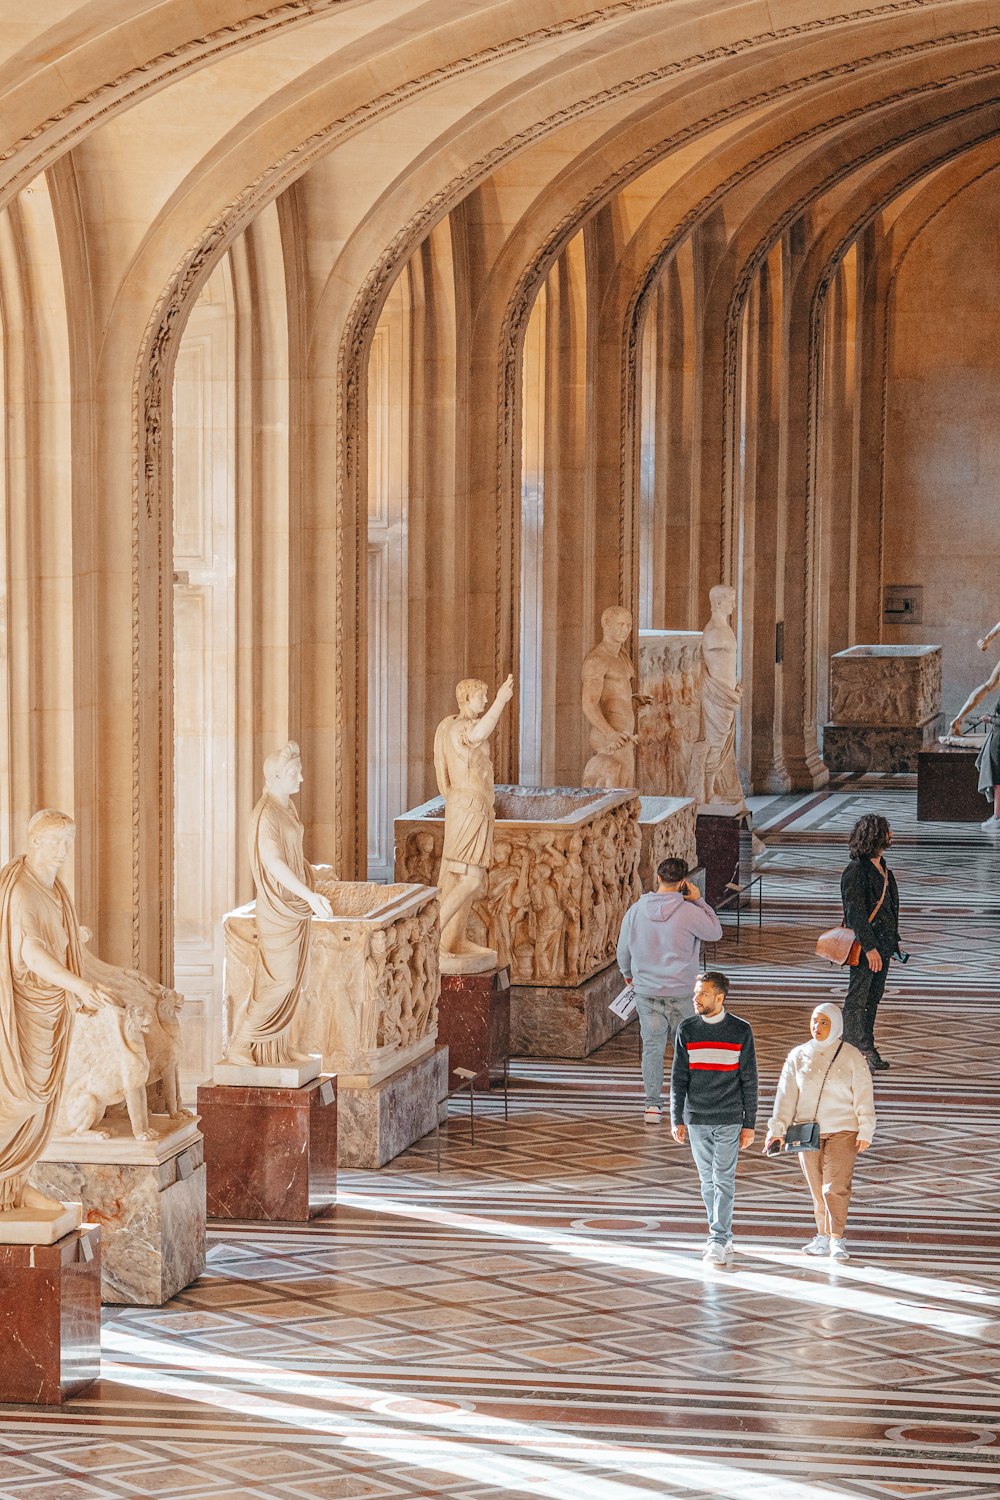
438;968;510;1087
197;1075;337;1221
0;1226;101;1404
696;810;752;908
917;744;985;822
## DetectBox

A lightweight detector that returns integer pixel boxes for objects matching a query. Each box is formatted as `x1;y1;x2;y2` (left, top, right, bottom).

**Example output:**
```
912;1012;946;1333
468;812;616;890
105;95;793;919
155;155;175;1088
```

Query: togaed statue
693;584;748;812
581;606;649;788
433;674;514;973
0;810;115;1225
224;742;333;1067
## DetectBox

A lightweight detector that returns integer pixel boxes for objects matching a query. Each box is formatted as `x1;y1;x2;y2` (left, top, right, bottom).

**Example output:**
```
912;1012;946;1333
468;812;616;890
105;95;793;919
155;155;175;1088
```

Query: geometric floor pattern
2;780;999;1498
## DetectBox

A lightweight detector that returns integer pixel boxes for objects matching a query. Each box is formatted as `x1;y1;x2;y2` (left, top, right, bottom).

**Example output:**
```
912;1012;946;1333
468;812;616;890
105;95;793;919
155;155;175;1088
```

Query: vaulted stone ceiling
0;1;996;977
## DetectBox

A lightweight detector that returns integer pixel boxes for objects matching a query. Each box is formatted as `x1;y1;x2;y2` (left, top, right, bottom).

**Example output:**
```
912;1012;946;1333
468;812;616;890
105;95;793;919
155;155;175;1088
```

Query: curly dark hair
849;813;891;860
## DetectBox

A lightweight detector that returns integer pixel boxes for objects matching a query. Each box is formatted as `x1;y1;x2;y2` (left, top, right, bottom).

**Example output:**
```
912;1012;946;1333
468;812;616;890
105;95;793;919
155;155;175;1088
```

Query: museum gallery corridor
0;781;997;1499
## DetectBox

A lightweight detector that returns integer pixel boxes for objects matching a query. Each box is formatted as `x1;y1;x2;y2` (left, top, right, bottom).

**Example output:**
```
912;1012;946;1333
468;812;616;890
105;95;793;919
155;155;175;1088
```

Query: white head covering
805;1002;844;1055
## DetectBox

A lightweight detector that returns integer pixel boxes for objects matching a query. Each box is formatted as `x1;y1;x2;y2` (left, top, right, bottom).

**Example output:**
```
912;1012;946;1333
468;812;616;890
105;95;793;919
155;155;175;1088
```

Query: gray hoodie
616;890;723;996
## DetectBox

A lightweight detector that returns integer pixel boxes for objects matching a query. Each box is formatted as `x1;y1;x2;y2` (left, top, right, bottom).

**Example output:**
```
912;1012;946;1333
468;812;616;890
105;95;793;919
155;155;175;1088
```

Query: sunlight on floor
102;1327;860;1500
337;1192;998;1340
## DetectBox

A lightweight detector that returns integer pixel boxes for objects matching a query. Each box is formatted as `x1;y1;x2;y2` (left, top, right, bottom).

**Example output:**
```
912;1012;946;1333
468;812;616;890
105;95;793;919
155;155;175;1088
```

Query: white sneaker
643;1105;662;1123
702;1241;727;1265
829;1238;850;1262
981;815;1000;831
724;1238;736;1258
802;1234;830;1256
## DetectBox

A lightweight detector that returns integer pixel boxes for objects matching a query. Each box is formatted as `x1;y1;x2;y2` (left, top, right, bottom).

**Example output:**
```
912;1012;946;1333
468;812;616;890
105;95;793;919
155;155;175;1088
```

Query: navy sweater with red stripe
670;1012;758;1128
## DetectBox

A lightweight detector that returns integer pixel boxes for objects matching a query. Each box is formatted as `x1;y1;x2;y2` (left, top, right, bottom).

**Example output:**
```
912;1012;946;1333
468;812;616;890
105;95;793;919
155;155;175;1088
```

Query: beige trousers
799;1130;858;1238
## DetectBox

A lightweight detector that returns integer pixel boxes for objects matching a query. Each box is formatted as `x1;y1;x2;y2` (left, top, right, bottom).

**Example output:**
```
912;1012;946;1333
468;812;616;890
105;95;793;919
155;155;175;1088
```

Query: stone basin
395;785;641;986
829;642;942;726
223;881;440;1088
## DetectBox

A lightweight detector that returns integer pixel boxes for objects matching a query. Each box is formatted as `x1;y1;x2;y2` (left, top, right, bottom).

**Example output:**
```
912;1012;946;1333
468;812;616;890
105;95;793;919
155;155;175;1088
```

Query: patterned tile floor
2;781;999;1499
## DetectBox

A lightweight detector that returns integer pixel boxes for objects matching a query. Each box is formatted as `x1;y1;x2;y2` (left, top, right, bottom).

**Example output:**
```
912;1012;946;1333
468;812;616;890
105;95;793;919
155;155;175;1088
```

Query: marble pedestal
197;1076;337;1220
438;968;510;1087
696;808;752;908
825;643;944;772
0;1226;101;1404
823;715;944;774
337;1046;448;1169
510;962;626;1058
33;1119;205;1305
917;744;986;822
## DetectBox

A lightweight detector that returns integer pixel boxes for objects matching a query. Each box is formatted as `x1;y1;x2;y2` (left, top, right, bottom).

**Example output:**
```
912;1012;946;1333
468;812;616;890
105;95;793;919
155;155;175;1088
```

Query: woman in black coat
841;813;902;1072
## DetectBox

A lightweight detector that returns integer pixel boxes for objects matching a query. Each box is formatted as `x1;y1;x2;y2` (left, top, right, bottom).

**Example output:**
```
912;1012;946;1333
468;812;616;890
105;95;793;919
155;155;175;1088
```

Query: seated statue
0;810;115;1221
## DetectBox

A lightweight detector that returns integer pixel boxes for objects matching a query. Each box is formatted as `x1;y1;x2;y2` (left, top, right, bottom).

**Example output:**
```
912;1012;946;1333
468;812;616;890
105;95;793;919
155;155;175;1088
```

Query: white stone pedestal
212;1058;321;1088
0;1202;82;1246
32;1118;206;1305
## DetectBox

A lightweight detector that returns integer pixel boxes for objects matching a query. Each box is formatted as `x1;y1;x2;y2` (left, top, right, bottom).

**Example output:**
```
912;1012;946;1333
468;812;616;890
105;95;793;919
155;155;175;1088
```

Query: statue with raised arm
581;606;649;787
693;584;748;811
433;674;515;973
0;810;115;1229
948;621;1000;829
224;742;333;1067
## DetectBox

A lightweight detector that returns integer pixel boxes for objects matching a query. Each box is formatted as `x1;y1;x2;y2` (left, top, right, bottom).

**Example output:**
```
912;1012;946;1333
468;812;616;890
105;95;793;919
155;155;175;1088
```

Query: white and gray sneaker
702;1240;727;1265
802;1234;830;1256
829;1238;850;1262
981;815;1000;831
643;1105;662;1124
724;1238;736;1259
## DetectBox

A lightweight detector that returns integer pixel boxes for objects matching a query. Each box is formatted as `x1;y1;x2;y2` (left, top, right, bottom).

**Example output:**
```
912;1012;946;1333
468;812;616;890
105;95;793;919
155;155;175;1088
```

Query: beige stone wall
883;174;1000;724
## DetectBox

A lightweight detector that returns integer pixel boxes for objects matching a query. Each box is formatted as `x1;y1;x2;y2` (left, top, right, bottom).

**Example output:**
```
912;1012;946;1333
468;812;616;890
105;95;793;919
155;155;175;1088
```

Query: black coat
841;856;900;957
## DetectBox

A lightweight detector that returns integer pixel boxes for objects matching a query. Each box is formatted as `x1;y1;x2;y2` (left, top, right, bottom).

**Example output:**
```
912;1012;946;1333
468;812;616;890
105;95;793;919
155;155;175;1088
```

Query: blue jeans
687;1122;742;1244
634;993;690;1106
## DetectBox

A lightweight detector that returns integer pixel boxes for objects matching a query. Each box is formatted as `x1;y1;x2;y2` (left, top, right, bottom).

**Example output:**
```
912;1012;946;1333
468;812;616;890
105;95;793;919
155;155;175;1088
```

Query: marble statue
694;584;748;811
582;606;649;787
0;810;115;1226
433;674;515;973
224;742;333;1067
948;620;1000;737
53;940;192;1141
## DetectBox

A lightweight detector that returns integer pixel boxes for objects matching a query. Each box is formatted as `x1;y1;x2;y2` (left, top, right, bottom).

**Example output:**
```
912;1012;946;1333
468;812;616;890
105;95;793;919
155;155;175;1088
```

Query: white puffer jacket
767;1041;876;1141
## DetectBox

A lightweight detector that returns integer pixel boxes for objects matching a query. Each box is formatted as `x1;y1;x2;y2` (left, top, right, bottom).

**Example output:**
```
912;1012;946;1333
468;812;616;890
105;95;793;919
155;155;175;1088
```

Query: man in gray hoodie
617;857;723;1122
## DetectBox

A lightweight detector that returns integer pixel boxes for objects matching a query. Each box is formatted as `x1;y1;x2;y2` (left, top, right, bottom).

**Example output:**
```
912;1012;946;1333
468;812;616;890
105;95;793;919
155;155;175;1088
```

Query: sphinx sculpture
433;674;514;973
53;941;191;1142
693;584;748;812
582;606;649;788
223;742;333;1068
0;810;115;1232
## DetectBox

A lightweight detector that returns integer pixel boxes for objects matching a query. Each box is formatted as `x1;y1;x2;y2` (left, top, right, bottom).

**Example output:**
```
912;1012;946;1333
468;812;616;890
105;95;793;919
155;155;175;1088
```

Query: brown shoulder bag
816;868;888;967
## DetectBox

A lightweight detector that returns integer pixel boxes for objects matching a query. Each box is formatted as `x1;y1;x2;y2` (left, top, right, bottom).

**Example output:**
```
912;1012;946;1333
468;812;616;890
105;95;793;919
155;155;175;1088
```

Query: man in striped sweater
670;970;758;1265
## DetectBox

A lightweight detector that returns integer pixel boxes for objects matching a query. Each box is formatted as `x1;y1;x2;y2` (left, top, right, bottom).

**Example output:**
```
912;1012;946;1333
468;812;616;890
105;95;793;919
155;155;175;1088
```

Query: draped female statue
0;810;114;1222
224;743;333;1067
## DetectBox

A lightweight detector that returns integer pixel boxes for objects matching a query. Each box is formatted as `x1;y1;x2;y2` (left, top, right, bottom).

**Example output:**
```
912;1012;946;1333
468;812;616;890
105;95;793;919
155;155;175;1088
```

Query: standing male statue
581;606;649;787
694;584;747;811
0;809;115;1233
433;674;515;973
224;742;333;1068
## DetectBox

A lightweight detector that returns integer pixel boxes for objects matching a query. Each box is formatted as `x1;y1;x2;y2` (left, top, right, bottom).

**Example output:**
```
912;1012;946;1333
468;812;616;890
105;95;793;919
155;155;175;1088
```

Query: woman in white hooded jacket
765;1002;876;1263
